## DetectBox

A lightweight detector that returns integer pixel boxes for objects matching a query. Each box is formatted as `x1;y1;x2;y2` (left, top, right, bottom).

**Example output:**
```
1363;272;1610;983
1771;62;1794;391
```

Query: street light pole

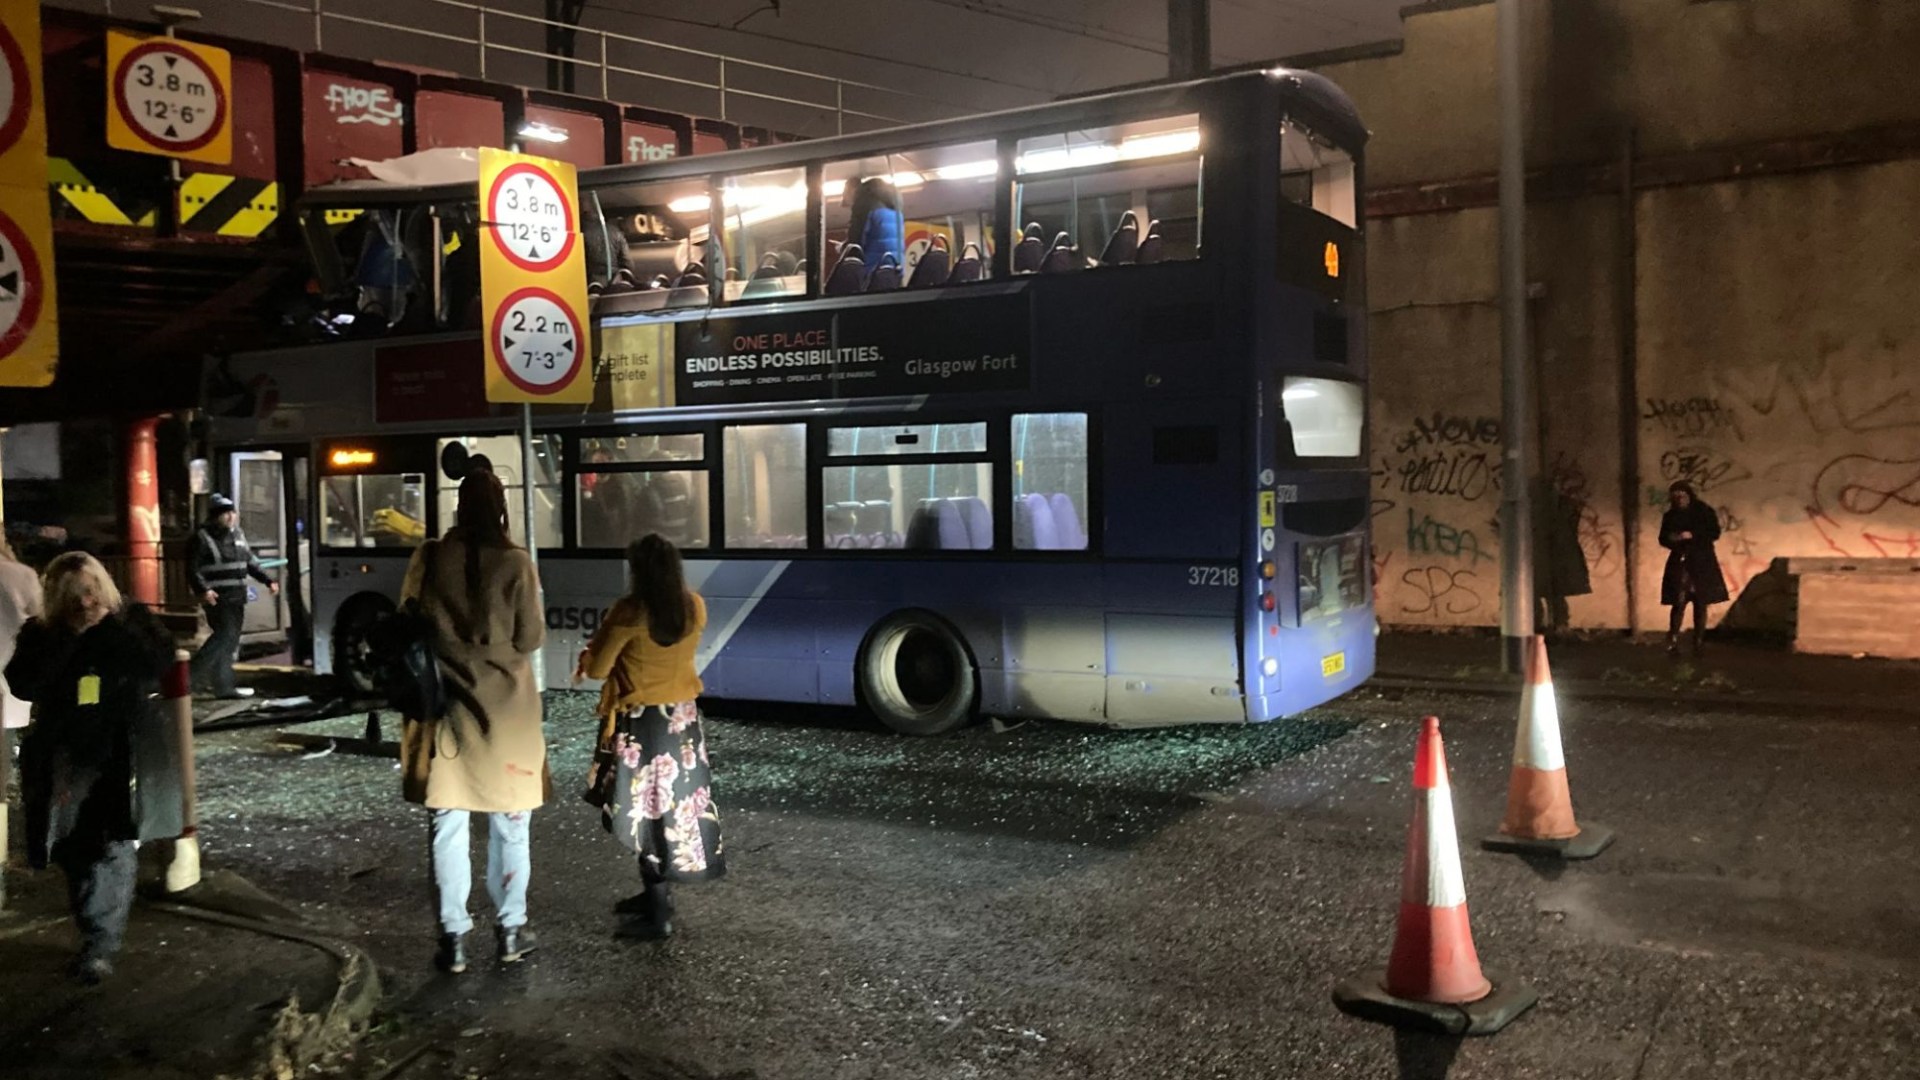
1498;0;1536;673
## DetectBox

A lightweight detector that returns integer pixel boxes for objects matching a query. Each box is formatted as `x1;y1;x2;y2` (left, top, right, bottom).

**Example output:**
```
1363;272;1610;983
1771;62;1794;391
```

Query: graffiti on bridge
1391;413;1501;455
1807;453;1920;558
1642;396;1743;441
1404;509;1495;566
1400;566;1483;617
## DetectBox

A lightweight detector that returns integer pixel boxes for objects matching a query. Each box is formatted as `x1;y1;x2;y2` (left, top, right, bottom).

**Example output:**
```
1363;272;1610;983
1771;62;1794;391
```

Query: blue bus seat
1013;223;1046;274
1040;232;1077;274
825;501;859;545
935;499;970;550
1098;211;1140;266
947;242;985;283
825;244;866;296
1048;492;1086;548
908;236;951;289
962;497;993;549
866;251;903;292
1017;492;1060;550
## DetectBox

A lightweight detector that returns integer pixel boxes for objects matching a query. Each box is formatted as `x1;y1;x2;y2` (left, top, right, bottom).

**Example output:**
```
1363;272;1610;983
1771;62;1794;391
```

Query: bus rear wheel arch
858;610;979;736
331;591;395;696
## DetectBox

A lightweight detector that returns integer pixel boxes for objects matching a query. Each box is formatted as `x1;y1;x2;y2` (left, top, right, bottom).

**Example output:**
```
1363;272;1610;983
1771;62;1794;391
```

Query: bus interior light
931;160;998;181
667;194;711;214
330;448;376;468
1119;129;1201;160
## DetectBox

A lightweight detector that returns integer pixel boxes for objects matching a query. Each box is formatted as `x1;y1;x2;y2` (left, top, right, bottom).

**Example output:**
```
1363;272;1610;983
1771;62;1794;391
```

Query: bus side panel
995;606;1107;722
1104;614;1243;725
1102;399;1243;560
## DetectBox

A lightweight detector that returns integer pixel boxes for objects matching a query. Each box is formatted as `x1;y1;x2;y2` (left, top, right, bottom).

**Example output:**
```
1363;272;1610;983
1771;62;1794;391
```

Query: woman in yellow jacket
576;534;725;940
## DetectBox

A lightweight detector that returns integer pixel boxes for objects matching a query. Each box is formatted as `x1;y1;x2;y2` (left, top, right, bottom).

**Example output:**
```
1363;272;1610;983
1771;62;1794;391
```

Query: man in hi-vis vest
189;494;278;699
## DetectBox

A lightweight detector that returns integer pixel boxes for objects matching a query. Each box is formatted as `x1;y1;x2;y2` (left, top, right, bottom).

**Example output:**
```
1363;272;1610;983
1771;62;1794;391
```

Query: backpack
370;540;448;720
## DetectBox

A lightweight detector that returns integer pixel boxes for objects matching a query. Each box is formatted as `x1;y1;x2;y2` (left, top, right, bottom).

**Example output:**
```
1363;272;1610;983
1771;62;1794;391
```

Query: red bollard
162;649;201;893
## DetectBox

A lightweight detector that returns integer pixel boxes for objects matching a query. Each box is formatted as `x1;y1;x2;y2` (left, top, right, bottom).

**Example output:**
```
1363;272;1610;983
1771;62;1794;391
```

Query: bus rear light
1259;592;1276;612
1262;657;1278;677
1261;560;1277;579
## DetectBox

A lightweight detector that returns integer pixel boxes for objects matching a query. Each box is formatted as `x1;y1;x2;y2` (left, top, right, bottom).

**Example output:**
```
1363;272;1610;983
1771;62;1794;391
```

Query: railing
57;0;982;137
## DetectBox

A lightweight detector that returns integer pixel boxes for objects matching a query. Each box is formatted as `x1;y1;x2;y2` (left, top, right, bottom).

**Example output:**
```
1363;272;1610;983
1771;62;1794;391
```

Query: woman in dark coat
1658;481;1729;657
8;553;175;983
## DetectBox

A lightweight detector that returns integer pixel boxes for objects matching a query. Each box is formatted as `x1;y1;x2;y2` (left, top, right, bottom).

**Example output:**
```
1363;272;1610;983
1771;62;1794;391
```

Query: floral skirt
585;702;726;883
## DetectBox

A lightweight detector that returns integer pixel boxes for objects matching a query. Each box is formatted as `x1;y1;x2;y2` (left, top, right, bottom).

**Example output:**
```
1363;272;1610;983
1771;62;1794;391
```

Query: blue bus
210;68;1373;733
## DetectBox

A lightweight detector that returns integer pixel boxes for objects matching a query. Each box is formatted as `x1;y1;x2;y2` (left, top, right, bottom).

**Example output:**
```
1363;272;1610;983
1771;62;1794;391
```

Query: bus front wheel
859;611;977;736
331;592;396;697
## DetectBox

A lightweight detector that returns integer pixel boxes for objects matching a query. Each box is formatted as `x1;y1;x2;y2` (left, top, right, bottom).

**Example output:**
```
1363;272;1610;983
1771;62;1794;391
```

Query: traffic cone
1482;636;1615;860
1334;716;1536;1035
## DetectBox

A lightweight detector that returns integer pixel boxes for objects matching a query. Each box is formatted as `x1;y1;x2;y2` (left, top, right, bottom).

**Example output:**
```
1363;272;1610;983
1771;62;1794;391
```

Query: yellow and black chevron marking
179;173;281;238
50;157;155;228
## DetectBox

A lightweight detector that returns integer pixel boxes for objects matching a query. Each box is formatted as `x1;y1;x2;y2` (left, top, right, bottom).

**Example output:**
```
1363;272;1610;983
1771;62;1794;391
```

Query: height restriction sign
0;5;54;388
105;30;232;165
479;148;591;404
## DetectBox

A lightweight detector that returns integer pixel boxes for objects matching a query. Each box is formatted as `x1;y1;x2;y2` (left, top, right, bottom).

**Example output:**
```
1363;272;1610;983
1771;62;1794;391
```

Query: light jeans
428;809;531;935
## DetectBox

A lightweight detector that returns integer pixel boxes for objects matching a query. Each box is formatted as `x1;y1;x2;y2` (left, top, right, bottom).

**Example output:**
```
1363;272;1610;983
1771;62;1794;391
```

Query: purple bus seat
1048;493;1085;549
958;496;992;549
935;499;969;550
1018;492;1059;550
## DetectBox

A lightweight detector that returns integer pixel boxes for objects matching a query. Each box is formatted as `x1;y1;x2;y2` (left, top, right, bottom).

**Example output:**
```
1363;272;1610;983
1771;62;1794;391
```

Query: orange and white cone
1386;715;1490;1003
1485;636;1614;859
1335;716;1536;1034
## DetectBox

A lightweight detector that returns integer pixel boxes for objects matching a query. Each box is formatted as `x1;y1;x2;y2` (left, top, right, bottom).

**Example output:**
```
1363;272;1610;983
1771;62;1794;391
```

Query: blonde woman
0;531;42;912
6;553;173;983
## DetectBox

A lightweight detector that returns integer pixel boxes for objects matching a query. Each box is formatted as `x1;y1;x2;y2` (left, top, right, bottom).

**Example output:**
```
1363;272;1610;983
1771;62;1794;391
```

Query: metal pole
1167;0;1210;81
476;8;487;78
600;31;610;100
520;404;538;571
717;60;727;120
1498;0;1535;672
835;81;844;136
311;0;324;52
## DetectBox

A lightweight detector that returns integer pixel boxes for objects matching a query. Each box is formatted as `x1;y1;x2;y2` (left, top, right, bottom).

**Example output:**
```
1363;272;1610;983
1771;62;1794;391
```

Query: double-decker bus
209;68;1373;733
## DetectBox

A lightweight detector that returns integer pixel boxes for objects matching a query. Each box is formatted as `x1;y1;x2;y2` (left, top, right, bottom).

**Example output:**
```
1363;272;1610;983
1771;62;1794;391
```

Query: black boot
1692;629;1706;657
434;932;467;974
616;883;674;941
1666;633;1680;658
496;924;537;963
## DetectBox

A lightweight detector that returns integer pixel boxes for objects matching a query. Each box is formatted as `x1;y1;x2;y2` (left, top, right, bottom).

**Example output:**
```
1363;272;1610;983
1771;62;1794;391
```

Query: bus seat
750;256;784;281
904;500;942;549
1017;492;1060;550
908;237;951;289
1136;220;1166;265
825;244;866;296
958;496;993;549
1099;211;1140;266
948;242;985;284
1040;232;1077;274
1013;223;1046;274
624;238;688;283
1048;493;1086;549
866;251;903;292
739;276;787;300
825;502;858;542
664;285;710;309
935;499;969;550
856;500;891;534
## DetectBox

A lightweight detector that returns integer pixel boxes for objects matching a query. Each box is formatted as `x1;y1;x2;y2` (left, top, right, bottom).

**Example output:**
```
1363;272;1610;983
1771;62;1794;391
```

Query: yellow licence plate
1321;652;1347;678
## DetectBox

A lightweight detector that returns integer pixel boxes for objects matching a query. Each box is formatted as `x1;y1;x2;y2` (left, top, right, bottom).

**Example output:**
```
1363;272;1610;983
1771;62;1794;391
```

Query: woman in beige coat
399;467;546;974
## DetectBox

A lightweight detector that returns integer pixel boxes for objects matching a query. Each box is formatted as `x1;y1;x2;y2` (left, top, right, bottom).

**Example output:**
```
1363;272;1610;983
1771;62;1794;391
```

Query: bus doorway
229;449;314;665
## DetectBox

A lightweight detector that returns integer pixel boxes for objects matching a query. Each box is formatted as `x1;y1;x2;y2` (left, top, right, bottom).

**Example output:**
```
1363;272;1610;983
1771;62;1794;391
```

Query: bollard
163;649;201;893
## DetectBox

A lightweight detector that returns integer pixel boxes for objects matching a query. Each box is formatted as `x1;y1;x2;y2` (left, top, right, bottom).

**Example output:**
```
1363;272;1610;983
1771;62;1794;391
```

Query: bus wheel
331;592;395;697
859;611;977;736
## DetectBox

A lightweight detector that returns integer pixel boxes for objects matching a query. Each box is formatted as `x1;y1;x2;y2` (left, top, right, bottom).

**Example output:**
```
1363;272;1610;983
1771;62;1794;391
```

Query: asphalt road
183;685;1919;1080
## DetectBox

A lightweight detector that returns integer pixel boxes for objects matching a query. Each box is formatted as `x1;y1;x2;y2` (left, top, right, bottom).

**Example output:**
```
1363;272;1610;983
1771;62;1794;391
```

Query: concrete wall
1321;1;1920;633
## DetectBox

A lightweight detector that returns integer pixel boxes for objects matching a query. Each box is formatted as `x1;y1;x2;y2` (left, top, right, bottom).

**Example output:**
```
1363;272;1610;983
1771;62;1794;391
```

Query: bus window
320;473;425;549
822;139;998;292
723;424;807;548
822;422;993;551
1012;413;1089;550
719;168;807;304
1298;534;1368;623
1014;113;1201;271
1280;121;1356;228
577;434;710;550
584;177;711;309
1280;377;1364;458
433;435;563;549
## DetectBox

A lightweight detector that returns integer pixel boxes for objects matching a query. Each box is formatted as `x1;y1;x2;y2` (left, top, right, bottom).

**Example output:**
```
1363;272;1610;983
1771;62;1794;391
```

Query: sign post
0;4;54;386
479;147;591;560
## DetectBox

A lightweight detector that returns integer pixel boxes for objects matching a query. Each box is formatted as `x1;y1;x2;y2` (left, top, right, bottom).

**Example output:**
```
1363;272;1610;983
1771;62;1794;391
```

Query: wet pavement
99;672;1920;1080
